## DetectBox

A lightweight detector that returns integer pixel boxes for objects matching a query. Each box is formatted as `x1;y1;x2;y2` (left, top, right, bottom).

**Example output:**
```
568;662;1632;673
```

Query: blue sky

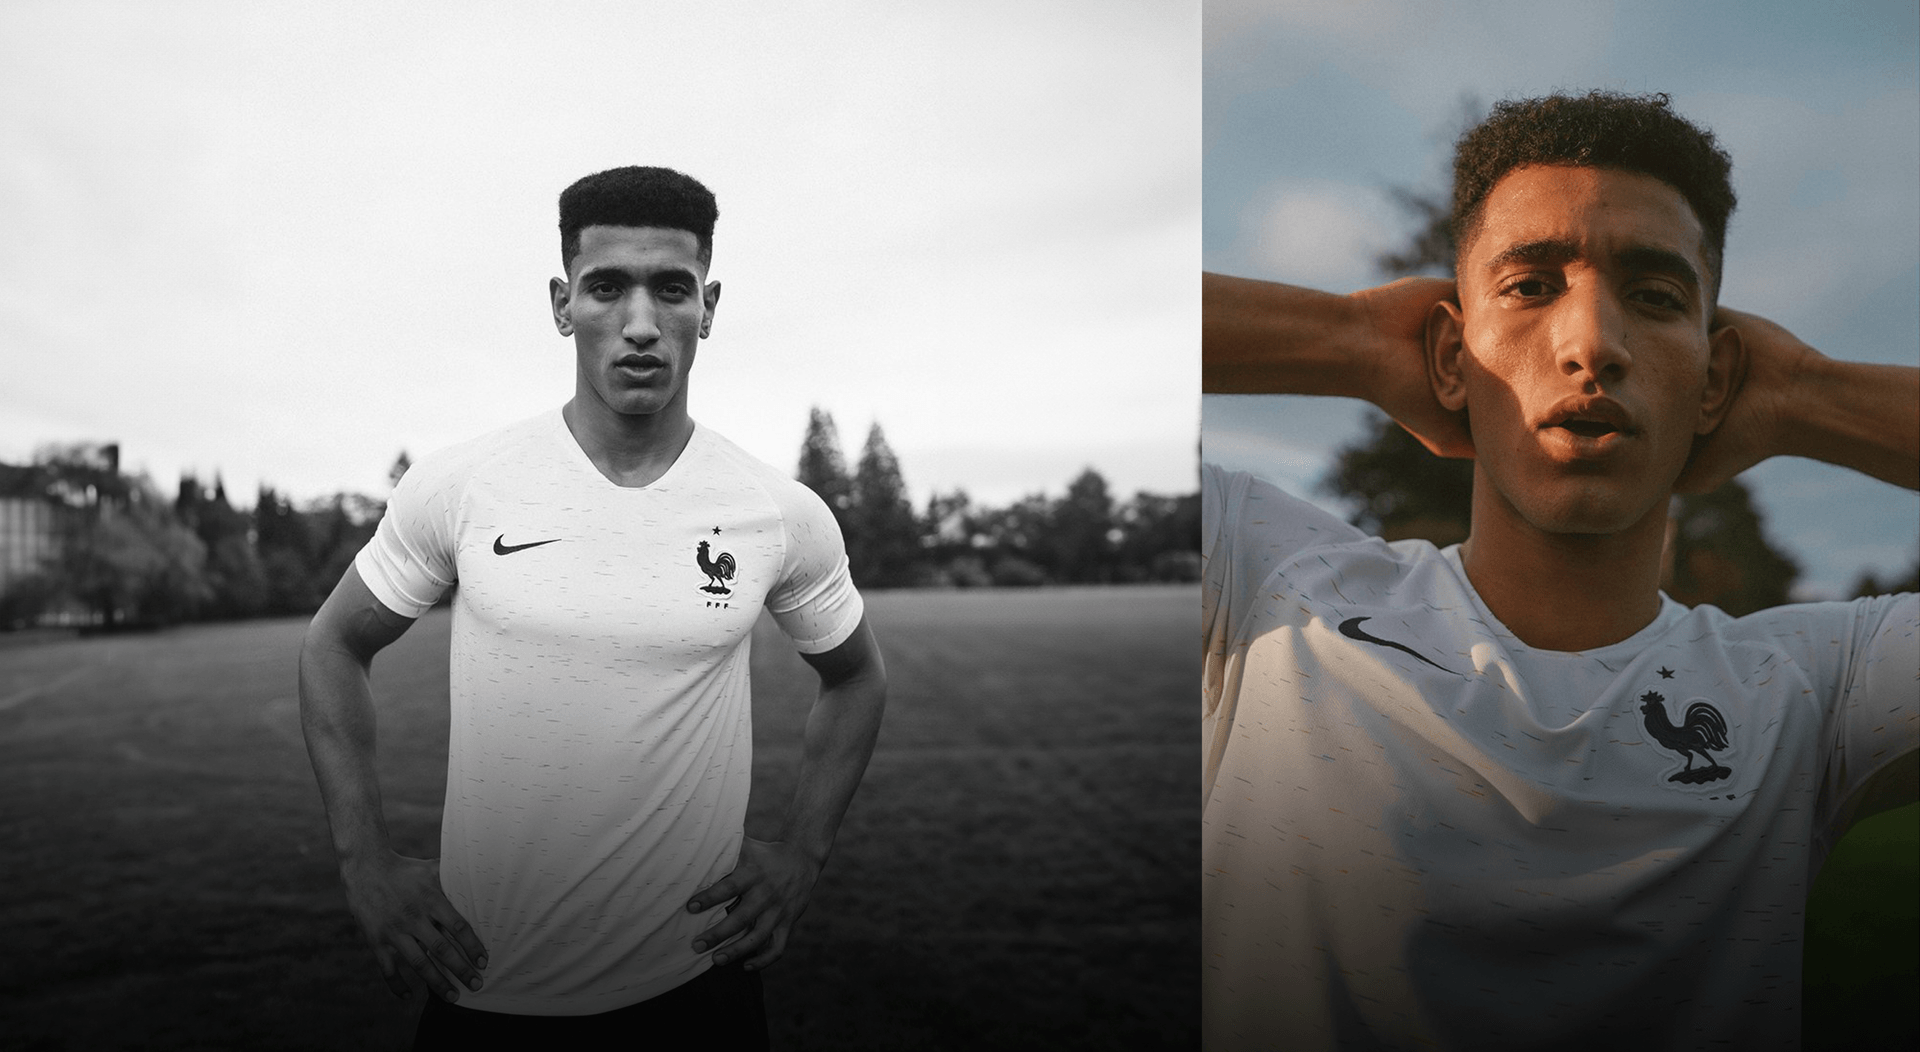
0;2;1198;510
1202;0;1920;599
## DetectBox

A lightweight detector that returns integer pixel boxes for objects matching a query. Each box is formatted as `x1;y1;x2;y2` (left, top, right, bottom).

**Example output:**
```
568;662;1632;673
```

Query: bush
1150;550;1201;582
989;556;1048;588
0;573;60;630
945;556;994;589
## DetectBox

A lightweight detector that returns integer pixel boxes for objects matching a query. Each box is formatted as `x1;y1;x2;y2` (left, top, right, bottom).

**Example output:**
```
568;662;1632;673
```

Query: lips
1538;395;1637;459
614;354;667;380
1539;396;1636;437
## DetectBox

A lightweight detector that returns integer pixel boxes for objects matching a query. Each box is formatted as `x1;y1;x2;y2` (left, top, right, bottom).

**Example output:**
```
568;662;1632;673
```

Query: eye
1629;287;1687;312
656;282;693;300
1500;278;1555;300
587;280;622;298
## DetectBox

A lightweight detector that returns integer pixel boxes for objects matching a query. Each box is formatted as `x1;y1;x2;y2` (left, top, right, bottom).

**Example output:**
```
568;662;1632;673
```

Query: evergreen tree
796;407;854;534
1047;468;1117;583
389;451;413;489
1117;491;1202;582
849;423;919;588
1321;411;1474;546
1663;480;1799;616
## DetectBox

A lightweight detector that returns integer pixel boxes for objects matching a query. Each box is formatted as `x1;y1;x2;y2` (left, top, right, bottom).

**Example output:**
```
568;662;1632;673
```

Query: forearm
1779;354;1920;490
1202;273;1374;396
298;639;397;865
775;670;887;866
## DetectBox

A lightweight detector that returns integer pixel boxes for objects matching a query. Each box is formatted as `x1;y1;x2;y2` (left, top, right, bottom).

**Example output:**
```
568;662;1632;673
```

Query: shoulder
1203;461;1372;567
1671;592;1919;708
1694;592;1916;647
396;410;557;499
696;424;840;528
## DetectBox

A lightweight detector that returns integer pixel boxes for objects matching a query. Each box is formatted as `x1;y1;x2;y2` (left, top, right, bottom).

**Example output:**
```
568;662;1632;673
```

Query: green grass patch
1803;801;1919;1051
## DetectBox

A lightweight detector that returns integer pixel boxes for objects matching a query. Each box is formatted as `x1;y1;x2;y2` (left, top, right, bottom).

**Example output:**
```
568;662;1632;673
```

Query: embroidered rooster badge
1638;691;1732;784
696;540;736;596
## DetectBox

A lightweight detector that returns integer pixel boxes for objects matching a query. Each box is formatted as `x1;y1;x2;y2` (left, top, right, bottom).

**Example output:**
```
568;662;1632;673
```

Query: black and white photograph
1;3;1198;1048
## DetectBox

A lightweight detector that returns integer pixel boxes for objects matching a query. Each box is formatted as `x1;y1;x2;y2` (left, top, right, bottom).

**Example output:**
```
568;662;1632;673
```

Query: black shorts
412;963;767;1051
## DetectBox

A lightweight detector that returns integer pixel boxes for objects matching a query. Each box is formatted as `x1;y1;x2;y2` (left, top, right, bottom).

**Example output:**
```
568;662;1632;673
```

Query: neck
1458;478;1669;652
561;387;694;488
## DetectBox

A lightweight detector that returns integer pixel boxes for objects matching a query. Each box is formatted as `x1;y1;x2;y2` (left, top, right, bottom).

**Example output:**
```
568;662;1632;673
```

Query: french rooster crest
1638;691;1732;784
696;540;736;596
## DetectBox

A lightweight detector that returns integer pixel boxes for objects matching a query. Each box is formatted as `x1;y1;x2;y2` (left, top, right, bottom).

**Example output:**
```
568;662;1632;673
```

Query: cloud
1239;180;1398;291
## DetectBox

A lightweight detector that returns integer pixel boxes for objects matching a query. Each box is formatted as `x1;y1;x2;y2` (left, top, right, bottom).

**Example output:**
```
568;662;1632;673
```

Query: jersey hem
451;956;714;1017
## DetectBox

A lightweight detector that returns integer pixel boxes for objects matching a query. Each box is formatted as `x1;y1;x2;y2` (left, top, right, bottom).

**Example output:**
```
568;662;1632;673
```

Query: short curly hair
1452;91;1736;300
559;166;718;274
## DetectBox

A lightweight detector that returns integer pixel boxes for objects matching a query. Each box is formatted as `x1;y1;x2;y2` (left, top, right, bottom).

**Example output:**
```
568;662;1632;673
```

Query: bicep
306;563;418;664
798;615;884;690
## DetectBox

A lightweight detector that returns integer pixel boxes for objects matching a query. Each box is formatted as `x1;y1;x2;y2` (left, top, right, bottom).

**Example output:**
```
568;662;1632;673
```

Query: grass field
0;583;1912;1049
0;585;1194;1051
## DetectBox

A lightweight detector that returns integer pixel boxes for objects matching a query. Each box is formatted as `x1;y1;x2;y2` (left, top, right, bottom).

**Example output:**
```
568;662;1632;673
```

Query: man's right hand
1349;276;1474;460
1202;272;1472;459
339;852;488;1002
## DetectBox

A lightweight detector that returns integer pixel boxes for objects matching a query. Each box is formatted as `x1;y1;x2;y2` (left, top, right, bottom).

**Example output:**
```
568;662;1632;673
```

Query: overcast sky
1;1;1198;511
1201;0;1920;599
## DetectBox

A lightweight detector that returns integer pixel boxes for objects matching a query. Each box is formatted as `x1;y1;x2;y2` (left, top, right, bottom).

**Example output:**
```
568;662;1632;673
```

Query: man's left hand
686;836;822;970
1673;307;1808;495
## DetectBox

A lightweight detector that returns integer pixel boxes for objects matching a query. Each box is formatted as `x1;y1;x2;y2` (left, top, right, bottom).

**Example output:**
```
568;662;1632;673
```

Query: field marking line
0;667;90;712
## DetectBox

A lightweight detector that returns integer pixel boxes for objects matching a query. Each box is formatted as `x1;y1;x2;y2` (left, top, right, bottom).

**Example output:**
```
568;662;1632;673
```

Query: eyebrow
576;265;701;287
1484;237;1701;292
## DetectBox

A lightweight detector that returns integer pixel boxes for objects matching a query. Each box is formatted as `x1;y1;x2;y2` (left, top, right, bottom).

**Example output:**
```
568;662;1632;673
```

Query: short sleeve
765;482;864;655
1202;461;1366;717
354;455;461;618
1202;462;1369;801
1814;592;1920;850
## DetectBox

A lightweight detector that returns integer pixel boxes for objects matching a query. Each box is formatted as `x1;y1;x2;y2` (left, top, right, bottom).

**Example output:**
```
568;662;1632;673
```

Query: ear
1696;320;1745;435
1426;298;1469;412
549;276;573;337
700;280;722;338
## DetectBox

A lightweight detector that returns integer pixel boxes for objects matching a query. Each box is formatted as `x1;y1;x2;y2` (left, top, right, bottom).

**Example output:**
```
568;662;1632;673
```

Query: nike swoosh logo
1338;616;1457;675
493;535;561;555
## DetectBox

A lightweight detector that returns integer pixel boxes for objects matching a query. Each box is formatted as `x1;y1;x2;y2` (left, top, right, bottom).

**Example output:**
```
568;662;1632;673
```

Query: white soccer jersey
355;409;863;1015
1201;463;1918;1052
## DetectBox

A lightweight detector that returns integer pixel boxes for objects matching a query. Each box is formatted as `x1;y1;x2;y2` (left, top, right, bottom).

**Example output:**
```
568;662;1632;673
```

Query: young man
1201;93;1917;1050
299;166;886;1048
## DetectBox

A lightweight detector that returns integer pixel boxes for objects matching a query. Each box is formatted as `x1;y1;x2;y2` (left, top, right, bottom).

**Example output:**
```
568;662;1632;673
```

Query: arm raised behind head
1675;308;1920;494
1203;272;1472;459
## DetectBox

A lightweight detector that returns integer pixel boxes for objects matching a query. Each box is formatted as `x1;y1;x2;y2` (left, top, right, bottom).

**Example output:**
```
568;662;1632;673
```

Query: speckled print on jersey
356;410;862;1015
1201;463;1919;1052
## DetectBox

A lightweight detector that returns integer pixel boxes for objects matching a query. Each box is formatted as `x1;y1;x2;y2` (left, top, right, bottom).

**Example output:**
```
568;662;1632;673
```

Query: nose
1553;281;1631;387
621;295;661;345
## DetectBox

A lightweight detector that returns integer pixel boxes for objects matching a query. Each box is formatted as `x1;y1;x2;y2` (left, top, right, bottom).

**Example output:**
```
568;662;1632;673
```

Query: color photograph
1201;2;1916;1049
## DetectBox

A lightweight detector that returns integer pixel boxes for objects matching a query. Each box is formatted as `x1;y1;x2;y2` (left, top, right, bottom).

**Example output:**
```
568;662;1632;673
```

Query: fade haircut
558;166;718;274
1451;91;1736;302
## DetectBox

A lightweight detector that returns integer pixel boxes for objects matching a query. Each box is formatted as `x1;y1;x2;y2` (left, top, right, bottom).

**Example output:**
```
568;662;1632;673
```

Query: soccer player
299;166;886;1048
1201;92;1917;1050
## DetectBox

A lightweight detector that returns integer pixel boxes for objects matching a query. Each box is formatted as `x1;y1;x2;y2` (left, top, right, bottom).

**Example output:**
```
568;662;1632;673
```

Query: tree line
795;408;1200;589
0;419;1201;630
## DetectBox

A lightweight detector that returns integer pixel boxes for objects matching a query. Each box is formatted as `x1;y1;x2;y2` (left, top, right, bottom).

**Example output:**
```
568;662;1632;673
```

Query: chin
1519;481;1668;536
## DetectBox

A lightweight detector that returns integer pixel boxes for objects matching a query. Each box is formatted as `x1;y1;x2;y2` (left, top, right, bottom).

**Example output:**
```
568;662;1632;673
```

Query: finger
424;925;486;992
374;946;414;999
399;936;463;1003
740;925;789;972
692;905;755;953
712;911;777;967
687;870;752;915
425;880;489;972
